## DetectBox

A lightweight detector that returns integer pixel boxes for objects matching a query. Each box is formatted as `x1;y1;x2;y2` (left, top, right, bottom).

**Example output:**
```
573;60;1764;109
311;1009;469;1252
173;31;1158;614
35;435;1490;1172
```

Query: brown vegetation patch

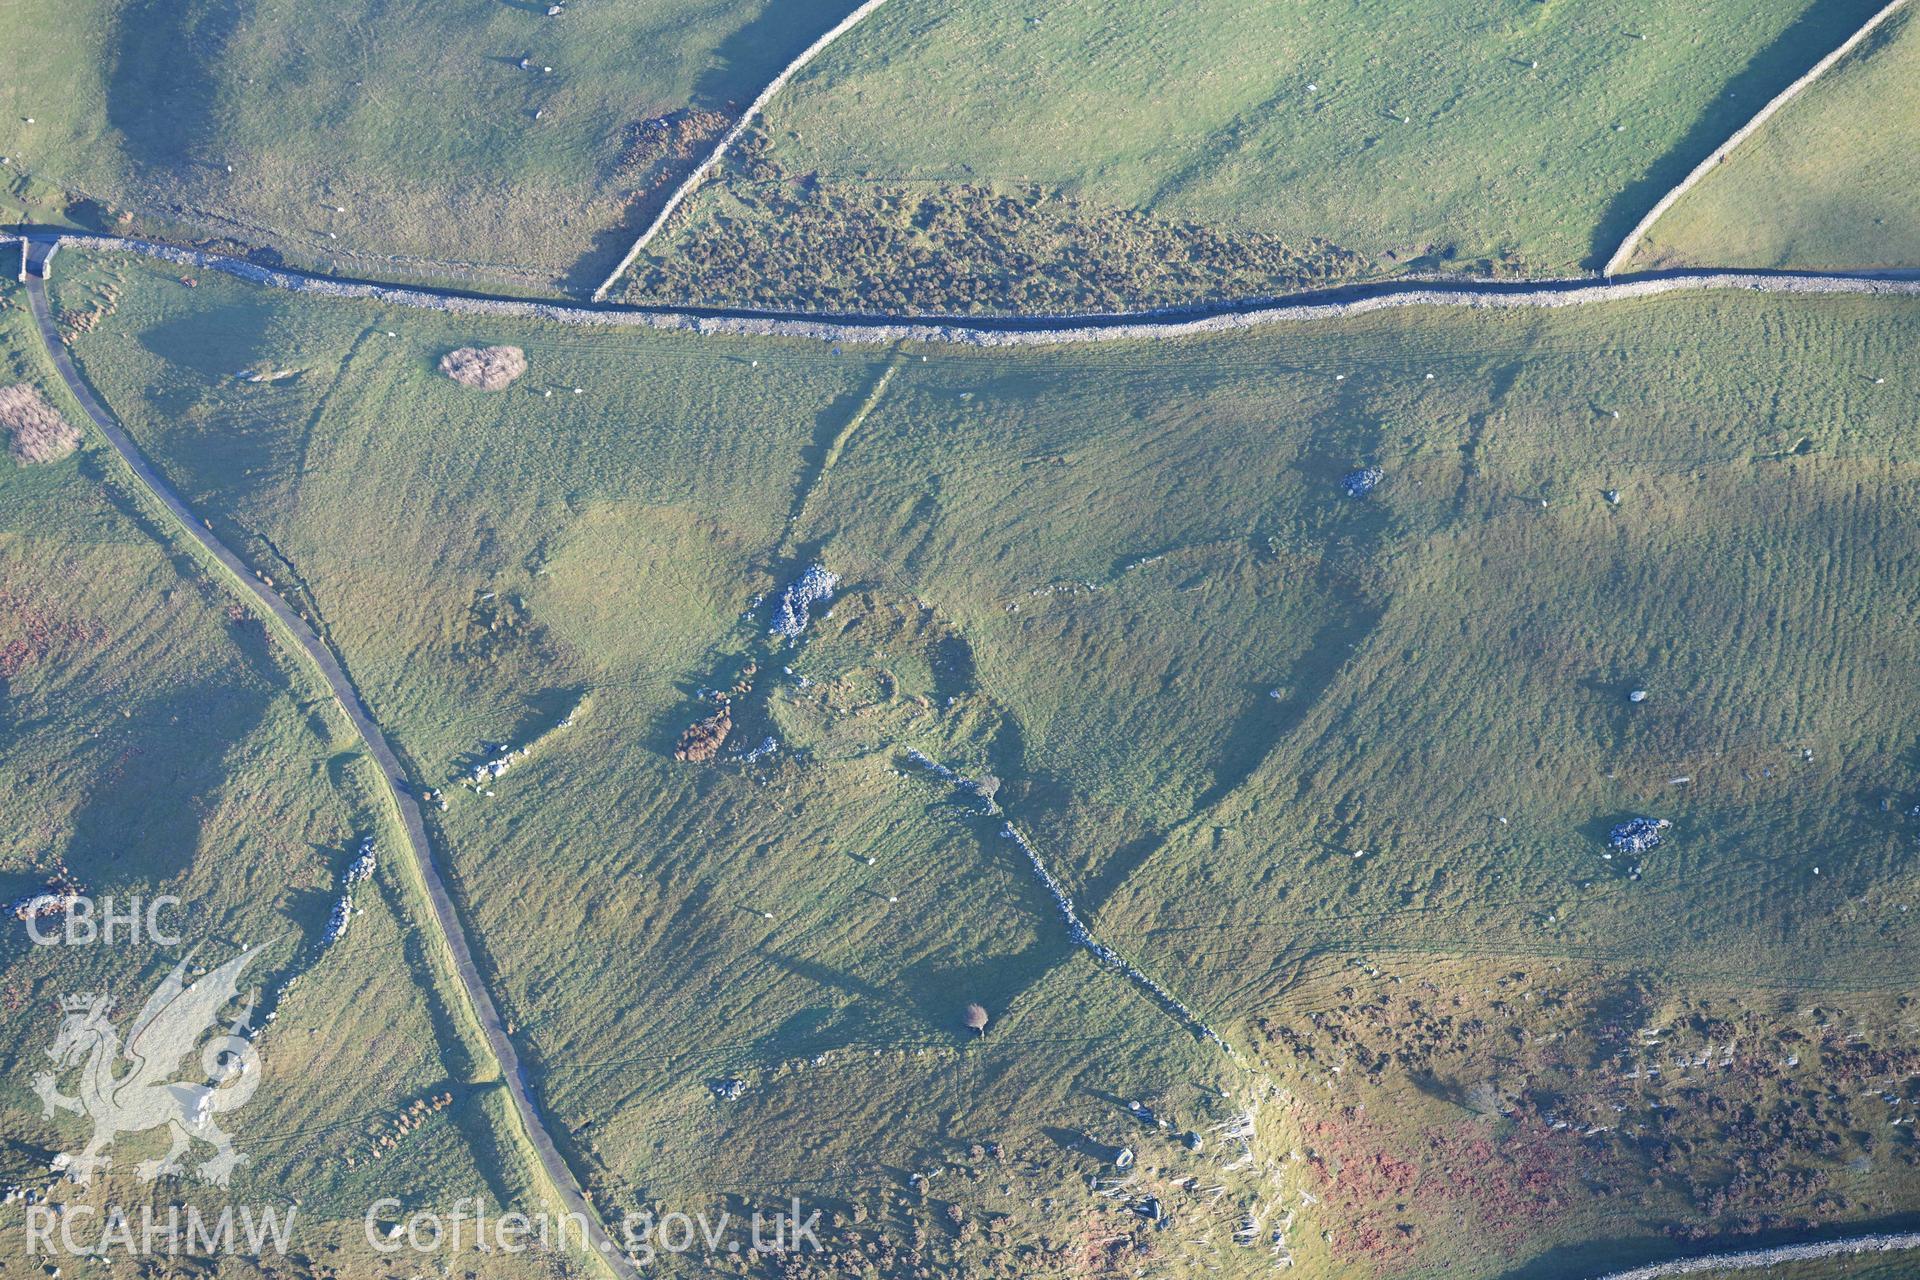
616;108;731;198
621;131;1379;314
57;282;120;340
0;384;81;465
438;345;527;391
0;583;106;677
674;706;731;762
1303;1106;1584;1269
454;590;536;663
1261;959;1920;1266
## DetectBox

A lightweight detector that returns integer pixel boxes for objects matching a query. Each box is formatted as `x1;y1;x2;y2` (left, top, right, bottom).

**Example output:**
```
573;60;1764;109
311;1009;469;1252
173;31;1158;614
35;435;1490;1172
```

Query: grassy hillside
618;0;1889;312
1631;9;1920;271
44;254;1284;1280
0;0;863;290
48;248;1920;1277
0;275;552;1275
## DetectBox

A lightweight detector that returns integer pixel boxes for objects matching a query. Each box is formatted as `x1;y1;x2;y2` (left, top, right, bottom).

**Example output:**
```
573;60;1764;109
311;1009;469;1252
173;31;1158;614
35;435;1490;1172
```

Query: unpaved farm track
19;245;640;1280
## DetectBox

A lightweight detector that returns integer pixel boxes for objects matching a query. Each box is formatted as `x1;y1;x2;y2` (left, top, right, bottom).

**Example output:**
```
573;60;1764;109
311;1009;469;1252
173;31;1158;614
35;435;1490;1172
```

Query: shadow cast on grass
759;931;1074;1054
1586;0;1885;269
558;0;867;295
105;0;252;179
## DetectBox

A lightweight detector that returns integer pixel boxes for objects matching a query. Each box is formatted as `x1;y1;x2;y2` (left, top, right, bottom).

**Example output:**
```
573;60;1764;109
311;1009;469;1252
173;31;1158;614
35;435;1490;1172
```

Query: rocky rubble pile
321;834;379;948
471;746;528;785
1609;816;1670;854
906;749;1001;813
771;565;838;640
1342;466;1383;498
344;836;376;885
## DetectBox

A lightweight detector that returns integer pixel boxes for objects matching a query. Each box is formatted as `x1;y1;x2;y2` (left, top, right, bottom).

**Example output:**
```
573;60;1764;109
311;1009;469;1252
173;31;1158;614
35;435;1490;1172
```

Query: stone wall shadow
560;0;866;295
1585;0;1884;269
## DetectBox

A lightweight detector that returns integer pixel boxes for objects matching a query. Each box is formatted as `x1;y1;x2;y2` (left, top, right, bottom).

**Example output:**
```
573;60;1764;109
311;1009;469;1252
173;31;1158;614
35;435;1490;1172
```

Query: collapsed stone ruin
1608;816;1671;854
770;565;839;640
1342;466;1383;498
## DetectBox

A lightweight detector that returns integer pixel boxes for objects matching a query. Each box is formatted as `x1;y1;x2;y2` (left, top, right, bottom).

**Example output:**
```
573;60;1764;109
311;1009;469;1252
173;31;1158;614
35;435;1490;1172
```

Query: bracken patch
621;132;1379;315
0;384;82;465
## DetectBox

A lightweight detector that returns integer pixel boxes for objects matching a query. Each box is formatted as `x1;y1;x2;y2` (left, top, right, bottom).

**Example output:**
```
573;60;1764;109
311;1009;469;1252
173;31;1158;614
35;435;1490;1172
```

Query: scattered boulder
1608;816;1670;854
321;892;354;947
438;345;527;391
729;661;757;697
343;836;376;886
710;1077;745;1101
674;706;731;762
234;365;302;384
1341;466;1383;499
0;384;80;465
1628;689;1648;703
10;891;77;923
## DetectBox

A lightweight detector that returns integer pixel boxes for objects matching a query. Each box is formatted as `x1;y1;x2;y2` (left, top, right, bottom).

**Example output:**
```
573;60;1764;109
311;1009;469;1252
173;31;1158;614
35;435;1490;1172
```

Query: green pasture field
45;248;1920;1276
41;254;1269;1278
0;276;549;1279
622;0;1890;311
1633;9;1920;272
0;0;863;291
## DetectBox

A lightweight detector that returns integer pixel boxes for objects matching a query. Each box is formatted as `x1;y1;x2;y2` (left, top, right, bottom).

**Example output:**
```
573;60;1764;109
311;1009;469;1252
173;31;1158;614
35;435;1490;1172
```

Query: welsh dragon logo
32;948;262;1186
